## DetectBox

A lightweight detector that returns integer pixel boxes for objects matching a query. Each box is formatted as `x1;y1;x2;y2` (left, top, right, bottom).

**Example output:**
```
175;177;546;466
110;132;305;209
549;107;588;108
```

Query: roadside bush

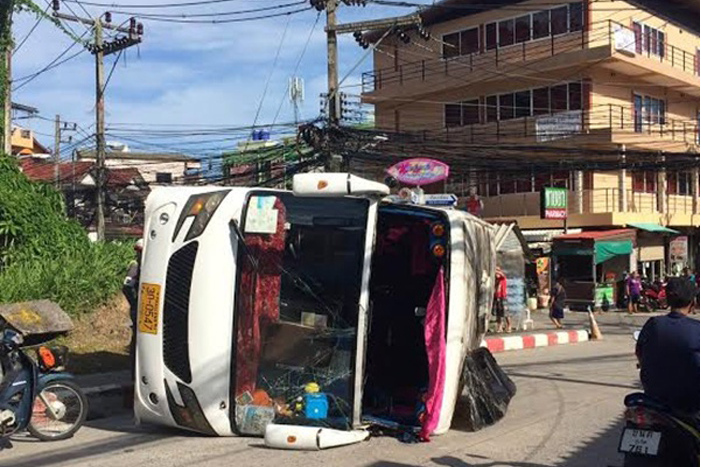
0;155;134;316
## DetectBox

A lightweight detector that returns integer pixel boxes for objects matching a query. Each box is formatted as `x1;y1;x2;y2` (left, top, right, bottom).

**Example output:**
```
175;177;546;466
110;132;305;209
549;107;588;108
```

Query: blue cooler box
304;393;328;419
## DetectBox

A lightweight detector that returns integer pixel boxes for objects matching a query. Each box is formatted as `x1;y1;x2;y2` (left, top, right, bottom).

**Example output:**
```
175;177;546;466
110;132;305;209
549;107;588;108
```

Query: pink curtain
420;266;446;441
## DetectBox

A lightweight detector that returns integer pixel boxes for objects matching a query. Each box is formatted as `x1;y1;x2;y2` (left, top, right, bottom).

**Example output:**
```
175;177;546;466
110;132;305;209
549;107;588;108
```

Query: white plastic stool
521;308;535;331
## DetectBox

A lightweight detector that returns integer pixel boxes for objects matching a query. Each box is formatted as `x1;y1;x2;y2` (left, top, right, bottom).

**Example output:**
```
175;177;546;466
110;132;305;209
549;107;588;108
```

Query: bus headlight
172;191;229;242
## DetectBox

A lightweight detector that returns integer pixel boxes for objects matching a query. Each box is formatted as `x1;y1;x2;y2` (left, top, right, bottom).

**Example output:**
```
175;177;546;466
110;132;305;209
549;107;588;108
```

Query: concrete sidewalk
482;308;666;353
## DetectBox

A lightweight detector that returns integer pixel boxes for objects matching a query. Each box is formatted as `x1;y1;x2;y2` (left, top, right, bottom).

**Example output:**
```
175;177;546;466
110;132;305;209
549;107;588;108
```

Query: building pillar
618;145;627;212
657;154;667;215
692;166;699;215
574;170;584;214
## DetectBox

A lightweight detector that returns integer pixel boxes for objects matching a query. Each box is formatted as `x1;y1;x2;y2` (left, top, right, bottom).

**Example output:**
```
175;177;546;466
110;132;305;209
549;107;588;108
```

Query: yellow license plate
138;283;161;334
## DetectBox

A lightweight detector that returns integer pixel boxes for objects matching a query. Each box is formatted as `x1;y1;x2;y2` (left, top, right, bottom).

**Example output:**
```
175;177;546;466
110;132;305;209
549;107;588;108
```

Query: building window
498;19;515;47
532;10;550;39
485;22;497;50
515;15;531;43
443;32;460;59
569;2;583;32
460;28;480;55
483;81;582;122
645;171;657;193
499;93;515;120
515;91;531;118
445;104;462;127
679;172;692;195
550;84;568;112
633;94;666;132
462;99;480;125
633;22;665;57
156;172;173;184
445;100;481;127
532;87;550;115
486;95;498;122
550;6;569;35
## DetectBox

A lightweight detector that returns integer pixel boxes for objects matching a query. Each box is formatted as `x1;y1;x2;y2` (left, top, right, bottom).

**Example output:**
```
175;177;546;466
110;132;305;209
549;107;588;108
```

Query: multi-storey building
361;0;699;277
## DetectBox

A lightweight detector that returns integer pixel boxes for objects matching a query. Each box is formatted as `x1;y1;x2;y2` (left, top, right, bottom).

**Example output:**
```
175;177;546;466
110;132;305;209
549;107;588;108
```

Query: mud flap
452;347;516;431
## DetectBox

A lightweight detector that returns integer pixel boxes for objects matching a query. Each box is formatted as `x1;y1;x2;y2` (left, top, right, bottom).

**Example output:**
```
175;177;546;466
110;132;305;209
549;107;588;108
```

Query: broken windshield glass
232;193;369;435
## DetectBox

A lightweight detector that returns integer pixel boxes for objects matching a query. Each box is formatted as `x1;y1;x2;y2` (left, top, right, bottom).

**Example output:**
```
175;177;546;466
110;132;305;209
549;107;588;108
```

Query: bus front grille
163;241;199;384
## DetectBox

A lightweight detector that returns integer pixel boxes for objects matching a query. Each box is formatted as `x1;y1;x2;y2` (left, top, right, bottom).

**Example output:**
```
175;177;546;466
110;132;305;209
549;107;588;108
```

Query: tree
0;1;83;153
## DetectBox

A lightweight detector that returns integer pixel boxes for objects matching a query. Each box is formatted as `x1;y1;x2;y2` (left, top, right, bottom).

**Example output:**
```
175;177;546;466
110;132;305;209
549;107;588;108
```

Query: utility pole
319;0;420;171
94;18;106;240
52;4;143;241
54;115;61;187
326;0;339;126
0;0;13;155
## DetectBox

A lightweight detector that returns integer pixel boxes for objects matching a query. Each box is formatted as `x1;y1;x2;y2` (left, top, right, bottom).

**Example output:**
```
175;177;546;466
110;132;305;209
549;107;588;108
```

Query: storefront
627;223;679;281
552;229;636;311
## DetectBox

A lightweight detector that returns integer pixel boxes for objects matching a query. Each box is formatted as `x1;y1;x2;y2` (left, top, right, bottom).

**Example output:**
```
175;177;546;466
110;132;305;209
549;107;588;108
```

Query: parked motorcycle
640;279;668;312
619;331;699;466
0;325;88;447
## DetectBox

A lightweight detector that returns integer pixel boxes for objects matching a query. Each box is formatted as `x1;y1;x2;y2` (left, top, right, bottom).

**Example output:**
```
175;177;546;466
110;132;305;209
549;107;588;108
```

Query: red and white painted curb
481;329;590;353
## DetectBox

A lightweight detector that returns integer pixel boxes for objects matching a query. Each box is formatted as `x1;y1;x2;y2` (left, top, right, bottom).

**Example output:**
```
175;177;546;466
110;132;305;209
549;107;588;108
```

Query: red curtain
235;198;286;397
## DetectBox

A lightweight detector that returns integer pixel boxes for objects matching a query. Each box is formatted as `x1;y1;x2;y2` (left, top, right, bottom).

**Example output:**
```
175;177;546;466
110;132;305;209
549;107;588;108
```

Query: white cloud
11;0;434;155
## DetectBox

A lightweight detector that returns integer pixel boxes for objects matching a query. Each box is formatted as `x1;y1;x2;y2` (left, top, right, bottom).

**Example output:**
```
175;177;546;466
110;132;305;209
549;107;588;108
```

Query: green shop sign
540;187;568;220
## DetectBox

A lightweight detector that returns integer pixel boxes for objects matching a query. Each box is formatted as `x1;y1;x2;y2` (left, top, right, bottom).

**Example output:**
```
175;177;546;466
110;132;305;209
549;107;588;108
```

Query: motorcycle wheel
27;380;88;441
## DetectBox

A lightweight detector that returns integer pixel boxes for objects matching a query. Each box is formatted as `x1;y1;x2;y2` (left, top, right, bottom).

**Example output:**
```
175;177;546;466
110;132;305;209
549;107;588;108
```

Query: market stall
552;229;636;311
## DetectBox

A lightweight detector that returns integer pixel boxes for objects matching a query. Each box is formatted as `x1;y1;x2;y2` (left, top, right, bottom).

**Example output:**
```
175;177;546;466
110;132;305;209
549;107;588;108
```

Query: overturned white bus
134;173;512;449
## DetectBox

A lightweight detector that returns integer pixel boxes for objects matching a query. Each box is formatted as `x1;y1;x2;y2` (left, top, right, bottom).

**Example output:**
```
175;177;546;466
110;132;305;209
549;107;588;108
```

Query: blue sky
11;0;434;159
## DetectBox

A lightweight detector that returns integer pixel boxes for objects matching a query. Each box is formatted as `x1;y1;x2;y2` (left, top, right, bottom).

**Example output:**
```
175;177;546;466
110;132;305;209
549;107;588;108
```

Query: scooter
640;280;668;312
0;325;88;448
619;331;699;466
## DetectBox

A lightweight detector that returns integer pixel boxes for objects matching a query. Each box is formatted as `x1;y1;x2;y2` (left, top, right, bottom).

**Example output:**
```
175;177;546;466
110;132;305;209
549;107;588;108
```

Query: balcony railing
481;188;697;218
362;20;699;94
608;20;700;76
402;104;698;146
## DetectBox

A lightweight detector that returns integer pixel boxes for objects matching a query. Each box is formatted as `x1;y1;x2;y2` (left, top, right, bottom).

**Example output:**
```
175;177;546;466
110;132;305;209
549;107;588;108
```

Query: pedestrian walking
122;239;143;380
549;278;566;329
626;271;642;314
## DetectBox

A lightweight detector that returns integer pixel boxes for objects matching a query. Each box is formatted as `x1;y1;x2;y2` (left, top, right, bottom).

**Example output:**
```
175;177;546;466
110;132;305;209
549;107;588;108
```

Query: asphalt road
1;315;649;467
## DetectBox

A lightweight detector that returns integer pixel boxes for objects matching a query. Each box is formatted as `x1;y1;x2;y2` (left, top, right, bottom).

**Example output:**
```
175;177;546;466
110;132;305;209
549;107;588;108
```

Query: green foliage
0;155;134;316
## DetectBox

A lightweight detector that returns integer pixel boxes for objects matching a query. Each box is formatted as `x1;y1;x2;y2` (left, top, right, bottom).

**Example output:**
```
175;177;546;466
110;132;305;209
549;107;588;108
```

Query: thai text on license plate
618;428;661;456
138;283;161;334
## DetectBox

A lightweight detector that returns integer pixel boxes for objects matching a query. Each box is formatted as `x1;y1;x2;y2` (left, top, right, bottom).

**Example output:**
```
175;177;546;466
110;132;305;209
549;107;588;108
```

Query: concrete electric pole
54;114;61;187
326;0;339;126
0;0;13;155
52;4;143;240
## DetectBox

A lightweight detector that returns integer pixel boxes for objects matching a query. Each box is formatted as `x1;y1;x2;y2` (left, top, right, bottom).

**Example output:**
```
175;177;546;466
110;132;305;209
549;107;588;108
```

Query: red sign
387;158;449;186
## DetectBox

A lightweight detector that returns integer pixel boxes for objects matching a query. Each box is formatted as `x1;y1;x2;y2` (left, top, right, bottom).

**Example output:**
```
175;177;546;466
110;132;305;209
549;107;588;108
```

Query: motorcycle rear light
625;406;669;428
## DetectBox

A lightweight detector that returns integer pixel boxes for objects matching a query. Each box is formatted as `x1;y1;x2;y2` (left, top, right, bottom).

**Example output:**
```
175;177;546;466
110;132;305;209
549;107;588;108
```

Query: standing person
122;239;143;379
549;278;566;329
494;267;510;333
626;271;642;314
636;277;699;414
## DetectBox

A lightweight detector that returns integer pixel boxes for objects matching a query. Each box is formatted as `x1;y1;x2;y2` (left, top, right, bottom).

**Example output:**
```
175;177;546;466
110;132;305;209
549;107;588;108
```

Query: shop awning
595;240;633;264
627;223;680;234
553;240;633;264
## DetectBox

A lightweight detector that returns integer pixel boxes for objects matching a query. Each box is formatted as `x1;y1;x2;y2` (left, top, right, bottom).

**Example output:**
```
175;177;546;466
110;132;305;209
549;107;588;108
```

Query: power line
122;7;311;24
110;1;307;18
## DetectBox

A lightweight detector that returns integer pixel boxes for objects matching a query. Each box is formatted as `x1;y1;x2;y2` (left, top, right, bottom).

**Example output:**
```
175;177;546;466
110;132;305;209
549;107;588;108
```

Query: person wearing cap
636;277;699;414
123;239;143;379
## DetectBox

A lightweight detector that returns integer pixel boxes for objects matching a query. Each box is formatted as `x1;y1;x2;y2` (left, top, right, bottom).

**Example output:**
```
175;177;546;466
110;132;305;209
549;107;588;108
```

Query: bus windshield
232;192;369;435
